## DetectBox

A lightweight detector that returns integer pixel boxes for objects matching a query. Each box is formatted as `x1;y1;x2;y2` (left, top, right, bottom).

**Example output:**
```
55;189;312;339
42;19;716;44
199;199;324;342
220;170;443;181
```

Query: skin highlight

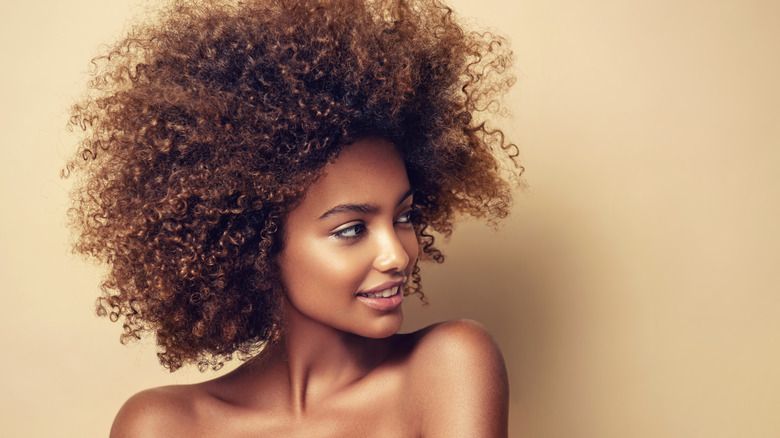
278;138;418;342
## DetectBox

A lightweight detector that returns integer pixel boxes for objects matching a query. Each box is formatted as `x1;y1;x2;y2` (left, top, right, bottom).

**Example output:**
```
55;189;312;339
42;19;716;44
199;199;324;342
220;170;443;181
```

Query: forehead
322;137;405;183
292;137;410;216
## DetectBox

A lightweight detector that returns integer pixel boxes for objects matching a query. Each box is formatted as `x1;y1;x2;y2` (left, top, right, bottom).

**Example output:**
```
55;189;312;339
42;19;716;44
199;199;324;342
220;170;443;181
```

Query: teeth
363;286;398;298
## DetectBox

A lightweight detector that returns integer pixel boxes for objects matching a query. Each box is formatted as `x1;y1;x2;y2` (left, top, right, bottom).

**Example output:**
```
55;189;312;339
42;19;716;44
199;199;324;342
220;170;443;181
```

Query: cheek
280;239;367;298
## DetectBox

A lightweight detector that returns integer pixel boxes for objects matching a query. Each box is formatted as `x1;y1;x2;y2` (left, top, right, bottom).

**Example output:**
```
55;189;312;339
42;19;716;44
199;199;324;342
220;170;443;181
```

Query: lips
355;281;405;311
356;285;399;298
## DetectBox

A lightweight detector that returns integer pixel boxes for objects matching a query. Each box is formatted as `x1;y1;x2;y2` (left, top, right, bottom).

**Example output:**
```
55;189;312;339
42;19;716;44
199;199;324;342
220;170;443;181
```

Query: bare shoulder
408;319;508;379
404;319;509;437
110;385;201;438
411;318;503;355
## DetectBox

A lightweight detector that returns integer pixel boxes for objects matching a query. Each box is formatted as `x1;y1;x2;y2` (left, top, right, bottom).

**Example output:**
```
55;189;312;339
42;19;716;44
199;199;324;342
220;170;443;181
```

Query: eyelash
396;209;415;224
331;209;417;241
333;223;366;240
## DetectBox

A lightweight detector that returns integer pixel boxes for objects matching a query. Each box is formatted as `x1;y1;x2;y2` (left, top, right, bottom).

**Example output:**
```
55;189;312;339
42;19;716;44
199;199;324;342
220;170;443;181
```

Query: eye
332;223;366;240
396;208;417;225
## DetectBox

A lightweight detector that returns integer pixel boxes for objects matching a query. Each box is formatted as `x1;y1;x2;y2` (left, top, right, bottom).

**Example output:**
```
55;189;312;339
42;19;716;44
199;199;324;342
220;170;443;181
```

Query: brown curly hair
65;0;520;371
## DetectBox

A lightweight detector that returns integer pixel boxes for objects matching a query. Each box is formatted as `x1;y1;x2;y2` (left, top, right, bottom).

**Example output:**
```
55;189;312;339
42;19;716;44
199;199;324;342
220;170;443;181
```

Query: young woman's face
277;137;419;339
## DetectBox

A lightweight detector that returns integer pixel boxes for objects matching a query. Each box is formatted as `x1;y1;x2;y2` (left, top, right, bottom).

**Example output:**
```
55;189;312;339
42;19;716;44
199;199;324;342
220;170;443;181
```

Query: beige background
2;0;779;436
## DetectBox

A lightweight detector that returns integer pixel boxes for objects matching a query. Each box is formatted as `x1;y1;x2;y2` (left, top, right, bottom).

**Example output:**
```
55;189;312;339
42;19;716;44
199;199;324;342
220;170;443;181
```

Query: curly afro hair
65;0;520;371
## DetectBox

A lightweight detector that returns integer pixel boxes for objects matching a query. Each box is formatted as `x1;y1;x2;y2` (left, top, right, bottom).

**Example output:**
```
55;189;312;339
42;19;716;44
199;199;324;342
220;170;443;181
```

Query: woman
66;0;520;435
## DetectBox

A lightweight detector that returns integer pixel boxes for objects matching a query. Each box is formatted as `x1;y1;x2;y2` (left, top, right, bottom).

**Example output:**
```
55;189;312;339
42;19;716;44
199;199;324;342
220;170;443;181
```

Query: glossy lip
355;280;406;312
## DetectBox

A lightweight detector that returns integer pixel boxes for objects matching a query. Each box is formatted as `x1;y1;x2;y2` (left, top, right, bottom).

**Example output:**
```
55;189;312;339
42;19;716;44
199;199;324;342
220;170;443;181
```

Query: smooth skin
110;138;509;437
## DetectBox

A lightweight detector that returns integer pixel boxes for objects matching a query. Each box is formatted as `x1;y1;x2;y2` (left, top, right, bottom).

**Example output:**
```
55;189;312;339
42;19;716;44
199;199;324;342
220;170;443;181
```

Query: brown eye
332;223;366;240
396;209;416;224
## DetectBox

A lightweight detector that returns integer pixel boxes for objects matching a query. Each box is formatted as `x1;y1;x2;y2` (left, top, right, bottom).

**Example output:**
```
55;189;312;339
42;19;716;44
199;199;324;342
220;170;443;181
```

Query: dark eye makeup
331;208;417;241
332;223;367;240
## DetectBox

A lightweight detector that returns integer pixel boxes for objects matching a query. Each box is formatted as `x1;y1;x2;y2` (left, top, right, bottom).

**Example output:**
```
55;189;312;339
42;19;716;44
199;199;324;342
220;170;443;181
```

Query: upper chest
192;364;422;438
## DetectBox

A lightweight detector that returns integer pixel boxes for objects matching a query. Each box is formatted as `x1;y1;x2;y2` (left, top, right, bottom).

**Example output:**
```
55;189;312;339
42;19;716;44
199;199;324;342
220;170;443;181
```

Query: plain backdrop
1;0;779;436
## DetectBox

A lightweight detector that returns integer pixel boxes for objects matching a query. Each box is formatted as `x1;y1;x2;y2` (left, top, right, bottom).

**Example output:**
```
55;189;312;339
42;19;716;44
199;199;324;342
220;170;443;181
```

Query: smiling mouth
357;285;400;298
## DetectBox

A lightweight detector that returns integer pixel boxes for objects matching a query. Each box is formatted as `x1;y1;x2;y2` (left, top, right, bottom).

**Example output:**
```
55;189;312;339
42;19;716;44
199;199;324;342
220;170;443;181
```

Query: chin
358;312;403;339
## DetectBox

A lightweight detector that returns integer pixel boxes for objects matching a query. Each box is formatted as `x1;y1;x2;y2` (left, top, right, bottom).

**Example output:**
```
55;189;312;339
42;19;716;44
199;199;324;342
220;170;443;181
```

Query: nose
373;226;410;273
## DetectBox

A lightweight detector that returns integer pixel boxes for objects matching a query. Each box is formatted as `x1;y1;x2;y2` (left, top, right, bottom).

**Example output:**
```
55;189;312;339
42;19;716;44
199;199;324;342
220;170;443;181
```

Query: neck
267;298;391;416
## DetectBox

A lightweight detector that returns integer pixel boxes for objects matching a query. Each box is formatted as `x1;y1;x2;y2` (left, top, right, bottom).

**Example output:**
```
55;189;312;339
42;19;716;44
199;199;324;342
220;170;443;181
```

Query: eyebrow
318;188;414;220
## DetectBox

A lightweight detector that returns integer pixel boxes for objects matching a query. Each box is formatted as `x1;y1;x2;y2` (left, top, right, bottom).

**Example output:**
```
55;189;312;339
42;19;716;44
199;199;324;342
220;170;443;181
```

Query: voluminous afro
66;0;520;371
